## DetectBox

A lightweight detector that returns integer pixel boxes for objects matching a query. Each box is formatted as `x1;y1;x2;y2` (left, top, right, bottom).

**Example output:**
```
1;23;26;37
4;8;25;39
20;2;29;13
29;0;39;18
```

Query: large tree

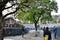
0;0;18;40
18;0;58;32
0;0;31;40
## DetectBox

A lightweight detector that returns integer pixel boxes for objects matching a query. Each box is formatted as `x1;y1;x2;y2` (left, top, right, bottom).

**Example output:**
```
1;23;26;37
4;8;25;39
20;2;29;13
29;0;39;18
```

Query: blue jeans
22;32;24;38
54;32;56;39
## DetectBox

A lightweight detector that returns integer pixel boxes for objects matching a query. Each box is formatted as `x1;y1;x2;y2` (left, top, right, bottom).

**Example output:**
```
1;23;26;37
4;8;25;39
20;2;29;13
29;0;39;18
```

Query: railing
3;27;29;36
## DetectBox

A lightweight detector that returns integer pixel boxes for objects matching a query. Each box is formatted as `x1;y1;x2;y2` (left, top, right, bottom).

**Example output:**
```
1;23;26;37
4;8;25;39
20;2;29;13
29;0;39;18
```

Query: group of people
43;26;57;40
43;27;52;40
21;26;52;40
21;26;57;40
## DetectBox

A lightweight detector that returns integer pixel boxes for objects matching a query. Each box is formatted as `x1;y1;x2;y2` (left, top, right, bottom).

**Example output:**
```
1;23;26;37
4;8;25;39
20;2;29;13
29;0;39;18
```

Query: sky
51;0;60;15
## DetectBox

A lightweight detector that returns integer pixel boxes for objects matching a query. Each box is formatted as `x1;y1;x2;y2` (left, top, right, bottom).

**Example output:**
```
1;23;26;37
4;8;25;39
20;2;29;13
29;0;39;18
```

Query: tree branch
2;0;30;18
3;3;17;10
3;7;19;18
3;1;30;12
36;15;41;23
33;14;37;23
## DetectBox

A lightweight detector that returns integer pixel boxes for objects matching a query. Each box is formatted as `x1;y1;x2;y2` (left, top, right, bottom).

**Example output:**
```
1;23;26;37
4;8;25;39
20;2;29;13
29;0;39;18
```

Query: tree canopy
18;0;58;24
17;0;58;31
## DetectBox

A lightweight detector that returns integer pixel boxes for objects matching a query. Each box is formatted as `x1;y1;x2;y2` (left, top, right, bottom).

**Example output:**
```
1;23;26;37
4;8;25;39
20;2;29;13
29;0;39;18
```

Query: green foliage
52;19;57;23
17;0;58;24
58;20;60;23
43;0;50;2
17;10;26;20
23;7;42;23
17;0;58;31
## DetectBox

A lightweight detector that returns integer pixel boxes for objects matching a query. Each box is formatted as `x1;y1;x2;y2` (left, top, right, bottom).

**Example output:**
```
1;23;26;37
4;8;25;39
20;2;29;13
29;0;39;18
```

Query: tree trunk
34;23;38;37
35;23;37;31
0;16;4;40
0;28;3;40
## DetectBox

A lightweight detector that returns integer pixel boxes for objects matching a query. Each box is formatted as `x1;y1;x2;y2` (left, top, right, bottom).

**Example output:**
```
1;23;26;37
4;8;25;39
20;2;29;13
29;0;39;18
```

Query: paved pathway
4;31;43;40
4;31;60;40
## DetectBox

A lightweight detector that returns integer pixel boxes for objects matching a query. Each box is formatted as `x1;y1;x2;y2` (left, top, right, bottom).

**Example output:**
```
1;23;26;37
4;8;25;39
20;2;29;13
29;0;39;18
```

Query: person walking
21;27;25;38
53;26;57;39
43;27;47;40
43;27;52;40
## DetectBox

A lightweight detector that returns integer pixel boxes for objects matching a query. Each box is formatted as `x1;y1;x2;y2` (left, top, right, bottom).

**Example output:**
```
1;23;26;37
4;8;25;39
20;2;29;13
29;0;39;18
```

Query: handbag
44;35;48;40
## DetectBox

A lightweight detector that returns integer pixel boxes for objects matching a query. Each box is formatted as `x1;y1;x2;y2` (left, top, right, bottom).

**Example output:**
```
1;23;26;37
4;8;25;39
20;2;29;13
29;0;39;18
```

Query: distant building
3;17;21;28
4;17;15;27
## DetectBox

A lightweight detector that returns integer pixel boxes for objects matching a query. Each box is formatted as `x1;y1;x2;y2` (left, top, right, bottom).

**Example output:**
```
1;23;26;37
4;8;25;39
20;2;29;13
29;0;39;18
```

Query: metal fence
3;27;29;36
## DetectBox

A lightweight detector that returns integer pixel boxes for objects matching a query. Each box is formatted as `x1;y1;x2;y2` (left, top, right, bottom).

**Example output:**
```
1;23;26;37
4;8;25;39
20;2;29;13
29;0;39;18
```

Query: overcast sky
51;0;60;15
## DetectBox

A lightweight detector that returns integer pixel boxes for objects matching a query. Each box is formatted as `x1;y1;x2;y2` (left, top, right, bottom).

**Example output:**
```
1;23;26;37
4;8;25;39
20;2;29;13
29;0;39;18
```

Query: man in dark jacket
43;27;52;40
